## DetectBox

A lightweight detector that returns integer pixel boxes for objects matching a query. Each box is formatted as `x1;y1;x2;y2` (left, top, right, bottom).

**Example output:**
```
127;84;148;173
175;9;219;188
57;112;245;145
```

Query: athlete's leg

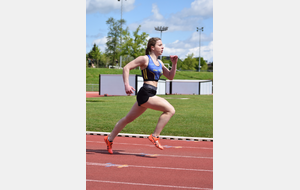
141;96;175;136
108;102;147;141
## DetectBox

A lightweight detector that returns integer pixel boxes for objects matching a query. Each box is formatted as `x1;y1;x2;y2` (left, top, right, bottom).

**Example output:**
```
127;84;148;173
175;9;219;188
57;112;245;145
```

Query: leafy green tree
195;57;208;71
105;17;125;65
87;43;102;67
120;25;149;60
100;53;110;67
86;53;89;67
175;58;183;70
182;53;198;70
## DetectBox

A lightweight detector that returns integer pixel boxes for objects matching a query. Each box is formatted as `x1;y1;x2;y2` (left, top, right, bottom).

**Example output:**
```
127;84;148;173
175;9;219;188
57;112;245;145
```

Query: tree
105;17;125;66
120;25;149;60
100;53;110;67
181;53;198;70
195;57;208;71
176;58;183;70
87;43;102;68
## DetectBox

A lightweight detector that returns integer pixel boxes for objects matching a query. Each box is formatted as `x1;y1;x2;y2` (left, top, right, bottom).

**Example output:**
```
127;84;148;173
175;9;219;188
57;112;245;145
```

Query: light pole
118;0;126;68
155;26;168;39
155;26;168;59
196;27;204;72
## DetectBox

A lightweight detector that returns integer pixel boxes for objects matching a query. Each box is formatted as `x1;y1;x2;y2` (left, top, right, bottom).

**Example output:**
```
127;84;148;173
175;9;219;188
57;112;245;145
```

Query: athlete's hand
170;55;178;64
125;85;136;94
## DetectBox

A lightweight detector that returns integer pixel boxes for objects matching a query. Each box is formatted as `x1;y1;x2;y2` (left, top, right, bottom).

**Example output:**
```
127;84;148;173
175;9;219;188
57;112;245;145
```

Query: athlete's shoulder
133;55;146;63
136;55;147;61
142;55;149;60
136;55;149;68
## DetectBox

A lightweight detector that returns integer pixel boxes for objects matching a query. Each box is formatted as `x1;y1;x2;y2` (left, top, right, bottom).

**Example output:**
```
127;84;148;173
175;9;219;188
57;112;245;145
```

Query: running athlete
104;37;178;154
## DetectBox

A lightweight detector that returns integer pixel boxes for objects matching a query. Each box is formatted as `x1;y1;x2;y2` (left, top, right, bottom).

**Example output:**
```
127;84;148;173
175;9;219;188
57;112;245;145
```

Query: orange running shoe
104;136;113;154
148;134;164;150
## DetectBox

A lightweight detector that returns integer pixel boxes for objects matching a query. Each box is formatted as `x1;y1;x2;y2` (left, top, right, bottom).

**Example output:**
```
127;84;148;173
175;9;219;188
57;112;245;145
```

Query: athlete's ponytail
145;47;150;55
145;37;161;55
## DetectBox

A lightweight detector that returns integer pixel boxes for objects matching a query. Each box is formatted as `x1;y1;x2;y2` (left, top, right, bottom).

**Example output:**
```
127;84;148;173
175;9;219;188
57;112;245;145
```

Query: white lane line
119;151;213;159
86;162;213;172
86;179;212;190
86;141;213;150
86;149;213;159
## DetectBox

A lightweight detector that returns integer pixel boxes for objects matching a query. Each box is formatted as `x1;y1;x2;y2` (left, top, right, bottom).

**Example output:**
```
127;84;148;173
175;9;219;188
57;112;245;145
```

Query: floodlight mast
154;26;168;39
154;26;168;59
196;27;204;72
118;0;127;68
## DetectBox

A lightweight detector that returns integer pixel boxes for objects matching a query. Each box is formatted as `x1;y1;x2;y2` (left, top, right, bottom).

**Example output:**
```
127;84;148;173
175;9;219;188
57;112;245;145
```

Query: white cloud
151;4;163;20
91;37;107;52
163;47;186;59
180;0;213;18
186;41;213;62
86;0;135;14
190;31;213;45
165;31;213;51
128;18;165;33
128;0;213;33
164;40;213;62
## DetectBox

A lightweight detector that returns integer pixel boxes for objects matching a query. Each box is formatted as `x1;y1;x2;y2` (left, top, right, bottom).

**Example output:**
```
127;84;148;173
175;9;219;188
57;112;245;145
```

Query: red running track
86;92;104;98
86;92;128;98
86;134;213;190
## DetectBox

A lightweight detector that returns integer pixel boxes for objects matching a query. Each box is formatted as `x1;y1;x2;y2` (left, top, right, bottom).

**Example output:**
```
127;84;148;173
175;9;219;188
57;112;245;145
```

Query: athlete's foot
104;136;113;154
148;134;164;150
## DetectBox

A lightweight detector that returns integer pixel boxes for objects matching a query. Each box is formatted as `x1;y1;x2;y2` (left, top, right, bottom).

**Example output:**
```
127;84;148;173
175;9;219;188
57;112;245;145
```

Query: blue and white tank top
141;55;163;81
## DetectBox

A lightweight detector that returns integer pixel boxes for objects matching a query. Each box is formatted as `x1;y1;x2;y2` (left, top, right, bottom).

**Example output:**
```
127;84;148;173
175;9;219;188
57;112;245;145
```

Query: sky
86;0;213;62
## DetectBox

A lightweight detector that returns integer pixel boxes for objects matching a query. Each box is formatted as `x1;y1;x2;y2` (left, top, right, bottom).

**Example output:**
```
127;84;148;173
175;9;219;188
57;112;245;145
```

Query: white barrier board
99;74;136;96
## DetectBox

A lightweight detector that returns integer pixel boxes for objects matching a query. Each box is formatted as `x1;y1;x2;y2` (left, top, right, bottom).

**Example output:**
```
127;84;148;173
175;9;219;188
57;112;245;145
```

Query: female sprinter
104;37;178;154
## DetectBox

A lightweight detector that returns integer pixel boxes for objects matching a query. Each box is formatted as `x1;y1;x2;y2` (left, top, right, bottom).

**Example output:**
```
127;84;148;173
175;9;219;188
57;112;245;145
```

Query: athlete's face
152;40;164;55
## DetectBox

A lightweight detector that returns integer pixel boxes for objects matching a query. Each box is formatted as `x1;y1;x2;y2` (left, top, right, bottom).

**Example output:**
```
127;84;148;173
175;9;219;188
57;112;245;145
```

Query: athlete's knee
168;106;175;116
171;107;176;116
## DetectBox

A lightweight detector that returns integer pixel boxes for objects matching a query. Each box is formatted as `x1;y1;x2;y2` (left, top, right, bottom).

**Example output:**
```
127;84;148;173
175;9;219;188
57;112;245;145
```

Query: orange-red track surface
86;92;104;98
86;134;213;190
86;92;125;98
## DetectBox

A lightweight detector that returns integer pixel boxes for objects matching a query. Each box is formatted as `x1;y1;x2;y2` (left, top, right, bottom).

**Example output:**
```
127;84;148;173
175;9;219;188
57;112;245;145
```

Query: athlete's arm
161;55;178;80
123;55;148;94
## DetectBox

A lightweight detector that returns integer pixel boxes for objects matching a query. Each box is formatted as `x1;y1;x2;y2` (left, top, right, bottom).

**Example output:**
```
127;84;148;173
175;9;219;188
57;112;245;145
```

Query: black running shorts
136;83;157;106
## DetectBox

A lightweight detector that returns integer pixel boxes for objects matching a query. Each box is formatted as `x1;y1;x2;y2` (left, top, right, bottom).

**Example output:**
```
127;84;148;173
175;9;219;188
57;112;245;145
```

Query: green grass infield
86;94;213;138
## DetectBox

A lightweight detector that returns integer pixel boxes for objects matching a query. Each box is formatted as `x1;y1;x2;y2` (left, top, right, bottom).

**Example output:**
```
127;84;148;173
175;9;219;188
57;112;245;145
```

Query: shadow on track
86;149;157;158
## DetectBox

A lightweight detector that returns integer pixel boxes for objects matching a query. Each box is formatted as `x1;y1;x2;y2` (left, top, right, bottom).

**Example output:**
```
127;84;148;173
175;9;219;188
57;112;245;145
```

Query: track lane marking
86;179;213;190
86;162;213;172
117;151;212;159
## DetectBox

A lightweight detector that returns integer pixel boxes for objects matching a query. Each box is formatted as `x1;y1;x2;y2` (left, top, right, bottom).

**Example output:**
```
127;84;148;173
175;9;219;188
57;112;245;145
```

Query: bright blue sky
86;0;213;62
